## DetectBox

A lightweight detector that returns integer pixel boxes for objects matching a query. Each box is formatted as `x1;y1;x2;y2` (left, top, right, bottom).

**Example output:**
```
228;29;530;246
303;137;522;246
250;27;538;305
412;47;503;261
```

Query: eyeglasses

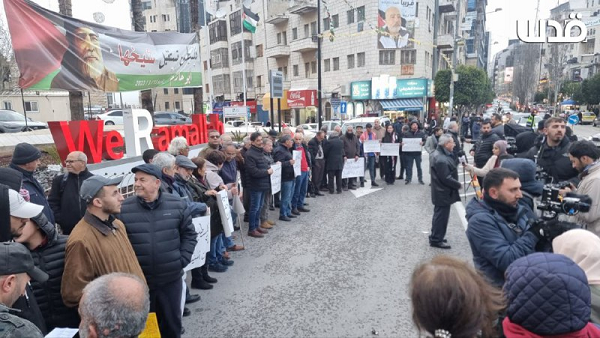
65;160;84;164
209;135;220;139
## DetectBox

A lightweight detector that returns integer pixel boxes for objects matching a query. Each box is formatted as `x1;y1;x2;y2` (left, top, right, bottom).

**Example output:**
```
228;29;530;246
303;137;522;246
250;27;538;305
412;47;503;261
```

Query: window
256;44;263;57
324;59;331;72
174;88;179;94
257;75;262;88
175;101;181;110
163;88;169;94
347;9;354;24
401;50;416;64
2;101;11;110
212;74;231;94
311;21;317;36
149;15;154;23
357;52;365;67
277;32;282;44
347;54;355;69
165;102;170;110
304;24;309;38
379;50;395;65
230;10;241;36
108;111;123;116
305;62;310;77
141;1;151;10
357;6;365;22
425;51;430;67
332;14;339;28
210;48;229;68
333;57;339;70
209;20;228;44
292;28;298;40
24;101;38;112
183;88;194;95
282;30;287;45
231;40;252;64
283;66;288;80
323;18;330;31
162;14;170;22
311;61;317;73
293;65;299;77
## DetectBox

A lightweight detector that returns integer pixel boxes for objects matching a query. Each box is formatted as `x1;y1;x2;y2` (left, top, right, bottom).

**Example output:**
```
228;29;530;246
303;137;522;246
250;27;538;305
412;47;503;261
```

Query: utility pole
447;0;462;118
431;0;440;78
317;0;322;129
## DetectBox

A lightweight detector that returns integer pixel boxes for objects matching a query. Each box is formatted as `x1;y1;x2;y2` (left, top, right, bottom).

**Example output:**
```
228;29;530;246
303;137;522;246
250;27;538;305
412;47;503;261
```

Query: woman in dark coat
381;124;398;185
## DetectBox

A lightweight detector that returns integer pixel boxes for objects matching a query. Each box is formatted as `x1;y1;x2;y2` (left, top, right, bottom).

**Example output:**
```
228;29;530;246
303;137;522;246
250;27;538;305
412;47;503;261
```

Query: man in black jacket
525;117;579;183
273;135;296;222
324;131;345;194
470;120;500;181
48;151;93;235
244;132;274;236
401;121;427;185
308;132;326;197
118;163;197;338
340;126;361;190
429;134;462;249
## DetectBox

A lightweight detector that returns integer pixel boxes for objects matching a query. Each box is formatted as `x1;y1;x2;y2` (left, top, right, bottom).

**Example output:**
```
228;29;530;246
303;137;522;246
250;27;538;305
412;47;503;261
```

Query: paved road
182;154;473;337
571;123;599;141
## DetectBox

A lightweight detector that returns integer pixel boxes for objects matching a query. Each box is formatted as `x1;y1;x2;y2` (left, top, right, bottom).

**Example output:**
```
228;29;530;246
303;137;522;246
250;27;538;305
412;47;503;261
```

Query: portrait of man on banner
51;21;119;91
378;0;417;49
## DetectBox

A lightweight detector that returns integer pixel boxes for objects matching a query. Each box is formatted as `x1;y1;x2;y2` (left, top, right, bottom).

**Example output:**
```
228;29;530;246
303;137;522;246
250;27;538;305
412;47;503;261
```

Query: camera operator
525;117;579;183
565;140;600;236
466;168;540;287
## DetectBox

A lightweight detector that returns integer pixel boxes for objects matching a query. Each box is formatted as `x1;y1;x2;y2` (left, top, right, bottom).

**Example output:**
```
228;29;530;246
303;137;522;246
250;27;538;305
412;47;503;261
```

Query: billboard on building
504;67;514;83
4;0;201;92
377;0;417;49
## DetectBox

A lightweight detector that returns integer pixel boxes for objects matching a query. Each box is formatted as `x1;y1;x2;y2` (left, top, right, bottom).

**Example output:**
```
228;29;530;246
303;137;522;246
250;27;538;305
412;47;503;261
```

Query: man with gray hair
152;152;177;194
168;137;190;157
48;151;94;235
78;273;149;338
429;134;461;249
447;121;463;160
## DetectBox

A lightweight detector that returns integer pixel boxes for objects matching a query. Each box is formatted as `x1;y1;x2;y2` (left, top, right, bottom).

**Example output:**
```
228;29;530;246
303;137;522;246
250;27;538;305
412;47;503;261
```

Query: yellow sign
139;312;161;338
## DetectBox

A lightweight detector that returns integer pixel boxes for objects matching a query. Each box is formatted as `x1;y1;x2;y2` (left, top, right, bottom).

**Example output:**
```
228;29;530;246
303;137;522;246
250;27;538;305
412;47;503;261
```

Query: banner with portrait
4;0;202;92
378;0;417;49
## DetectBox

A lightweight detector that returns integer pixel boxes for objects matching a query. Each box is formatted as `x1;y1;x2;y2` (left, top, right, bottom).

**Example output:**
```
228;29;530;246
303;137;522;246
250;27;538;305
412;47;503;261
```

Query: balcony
289;1;317;15
266;44;291;58
437;34;454;49
439;0;456;13
266;14;289;25
290;37;317;53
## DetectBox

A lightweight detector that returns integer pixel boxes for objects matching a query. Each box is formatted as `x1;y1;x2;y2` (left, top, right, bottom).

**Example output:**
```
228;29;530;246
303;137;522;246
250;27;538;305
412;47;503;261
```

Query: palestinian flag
243;6;259;33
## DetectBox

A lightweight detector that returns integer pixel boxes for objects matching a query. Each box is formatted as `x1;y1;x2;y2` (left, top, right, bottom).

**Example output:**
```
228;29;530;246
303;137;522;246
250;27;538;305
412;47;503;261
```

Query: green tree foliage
434;65;494;109
434;69;451;103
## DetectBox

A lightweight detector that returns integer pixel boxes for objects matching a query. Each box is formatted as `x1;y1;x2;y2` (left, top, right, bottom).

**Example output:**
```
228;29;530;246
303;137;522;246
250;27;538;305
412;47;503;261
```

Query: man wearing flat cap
118;164;197;338
62;175;145;308
0;242;48;338
173;155;207;217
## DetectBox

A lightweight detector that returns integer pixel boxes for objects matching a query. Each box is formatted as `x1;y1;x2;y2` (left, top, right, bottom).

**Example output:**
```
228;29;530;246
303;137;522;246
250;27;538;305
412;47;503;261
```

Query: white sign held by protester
402;138;422;152
293;150;302;176
270;163;282;194
380;143;400;156
216;190;234;236
363;140;381;153
342;157;365;178
184;215;211;271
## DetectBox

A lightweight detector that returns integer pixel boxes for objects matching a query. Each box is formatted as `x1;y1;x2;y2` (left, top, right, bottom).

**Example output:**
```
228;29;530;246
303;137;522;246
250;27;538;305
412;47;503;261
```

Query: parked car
154;112;192;125
589;133;600;148
96;110;124;125
225;120;246;128
581;112;596;125
299;123;318;132
0;109;48;133
594;114;600;127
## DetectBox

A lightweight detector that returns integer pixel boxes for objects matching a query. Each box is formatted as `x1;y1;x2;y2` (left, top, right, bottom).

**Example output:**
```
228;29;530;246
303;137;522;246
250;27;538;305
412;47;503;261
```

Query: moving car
594;115;600;127
96;110;124;125
154;112;192;125
581;112;596;125
0;109;48;133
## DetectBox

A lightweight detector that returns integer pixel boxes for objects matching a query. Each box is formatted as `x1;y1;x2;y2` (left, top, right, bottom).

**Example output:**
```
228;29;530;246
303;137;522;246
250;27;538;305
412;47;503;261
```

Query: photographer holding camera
565;140;600;236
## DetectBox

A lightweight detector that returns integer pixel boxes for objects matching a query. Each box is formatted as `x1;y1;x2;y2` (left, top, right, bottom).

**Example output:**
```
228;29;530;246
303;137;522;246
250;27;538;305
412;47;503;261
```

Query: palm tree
58;0;85;121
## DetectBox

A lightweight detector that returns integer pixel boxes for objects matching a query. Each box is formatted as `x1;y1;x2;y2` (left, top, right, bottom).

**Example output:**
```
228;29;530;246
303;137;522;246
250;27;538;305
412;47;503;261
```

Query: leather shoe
183;307;191;317
336;191;342;194
185;294;201;304
329;190;335;194
287;214;297;218
371;182;379;187
291;209;301;215
279;216;292;221
297;207;310;212
310;193;316;198
247;230;264;238
315;192;324;196
405;180;411;185
191;278;213;290
208;263;228;272
267;219;276;225
430;242;451;249
227;245;245;252
220;259;234;266
261;221;273;229
257;228;268;234
419;180;425;185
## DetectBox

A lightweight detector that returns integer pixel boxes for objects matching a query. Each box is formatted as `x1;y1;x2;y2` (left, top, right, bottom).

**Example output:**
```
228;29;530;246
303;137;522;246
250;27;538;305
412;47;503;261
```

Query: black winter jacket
29;213;79;330
471;132;501;168
47;169;93;234
400;130;427;154
187;176;224;239
525;137;579;183
273;144;295;182
324;136;345;171
430;146;462;206
9;163;55;224
308;137;324;162
244;145;272;191
118;193;197;289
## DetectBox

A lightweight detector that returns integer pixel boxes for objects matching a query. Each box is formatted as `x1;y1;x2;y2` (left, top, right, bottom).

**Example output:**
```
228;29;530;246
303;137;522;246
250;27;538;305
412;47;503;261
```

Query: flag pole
241;6;248;135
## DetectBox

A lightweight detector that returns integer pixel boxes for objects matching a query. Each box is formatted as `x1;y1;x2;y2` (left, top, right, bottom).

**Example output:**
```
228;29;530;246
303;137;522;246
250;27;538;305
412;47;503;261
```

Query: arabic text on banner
216;190;234;237
342;157;365;179
293;150;302;177
270;163;282;194
363;140;381;153
380;143;400;156
184;215;211;272
402;138;422;152
4;0;201;92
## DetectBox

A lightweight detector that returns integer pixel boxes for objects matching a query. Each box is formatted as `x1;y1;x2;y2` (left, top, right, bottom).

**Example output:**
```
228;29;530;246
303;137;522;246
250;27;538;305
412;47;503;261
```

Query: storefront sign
351;81;371;100
396;79;428;98
401;64;414;75
287;90;317;108
231;100;257;113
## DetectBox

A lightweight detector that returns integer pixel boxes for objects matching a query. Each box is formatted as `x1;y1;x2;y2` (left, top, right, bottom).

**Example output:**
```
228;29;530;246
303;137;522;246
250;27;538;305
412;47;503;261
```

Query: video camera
506;136;518;156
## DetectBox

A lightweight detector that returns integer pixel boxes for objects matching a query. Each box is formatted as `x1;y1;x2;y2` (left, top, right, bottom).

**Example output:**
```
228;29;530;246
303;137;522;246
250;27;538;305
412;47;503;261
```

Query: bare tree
0;17;17;91
58;0;85;121
511;43;540;106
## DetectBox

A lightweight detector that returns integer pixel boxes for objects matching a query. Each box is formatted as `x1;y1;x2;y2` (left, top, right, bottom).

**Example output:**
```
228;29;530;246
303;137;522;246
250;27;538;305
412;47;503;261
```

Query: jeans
248;190;266;232
208;236;223;266
404;153;423;182
221;233;234;251
292;171;309;209
366;156;376;182
280;180;295;217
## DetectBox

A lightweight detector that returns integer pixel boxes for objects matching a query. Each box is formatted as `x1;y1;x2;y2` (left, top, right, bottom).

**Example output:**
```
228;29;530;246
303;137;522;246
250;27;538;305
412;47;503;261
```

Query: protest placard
293;150;302;176
402;138;422;152
380;143;400;156
270;163;282;194
216;190;234;236
363;140;381;153
184;215;211;272
342;157;365;178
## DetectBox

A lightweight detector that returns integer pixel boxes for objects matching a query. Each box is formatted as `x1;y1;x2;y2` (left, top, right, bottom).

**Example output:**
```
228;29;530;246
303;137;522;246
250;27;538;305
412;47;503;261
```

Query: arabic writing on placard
402;138;422;152
270;163;282;194
517;13;587;43
216;190;234;236
293;150;302;177
380;143;400;156
342;157;365;179
185;215;211;272
363;140;381;153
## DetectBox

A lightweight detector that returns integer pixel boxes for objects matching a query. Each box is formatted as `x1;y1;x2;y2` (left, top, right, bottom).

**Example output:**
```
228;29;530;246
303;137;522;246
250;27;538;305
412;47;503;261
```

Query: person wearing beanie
500;158;544;214
9;143;55;224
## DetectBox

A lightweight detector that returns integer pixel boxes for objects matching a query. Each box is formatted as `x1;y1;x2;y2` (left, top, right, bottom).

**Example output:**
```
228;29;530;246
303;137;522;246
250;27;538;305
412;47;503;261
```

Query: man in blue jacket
465;168;541;287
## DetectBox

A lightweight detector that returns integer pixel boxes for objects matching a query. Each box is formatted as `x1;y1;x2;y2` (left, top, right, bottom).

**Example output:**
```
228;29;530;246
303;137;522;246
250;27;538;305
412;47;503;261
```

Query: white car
340;117;391;135
96;110;124;125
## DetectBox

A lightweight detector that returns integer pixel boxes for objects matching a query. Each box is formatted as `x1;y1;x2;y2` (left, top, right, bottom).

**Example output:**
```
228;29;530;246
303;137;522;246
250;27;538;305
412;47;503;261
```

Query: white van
340;116;391;134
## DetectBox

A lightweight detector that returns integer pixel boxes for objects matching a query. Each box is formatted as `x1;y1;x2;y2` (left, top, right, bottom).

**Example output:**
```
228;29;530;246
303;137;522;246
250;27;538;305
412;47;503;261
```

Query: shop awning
380;98;423;110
